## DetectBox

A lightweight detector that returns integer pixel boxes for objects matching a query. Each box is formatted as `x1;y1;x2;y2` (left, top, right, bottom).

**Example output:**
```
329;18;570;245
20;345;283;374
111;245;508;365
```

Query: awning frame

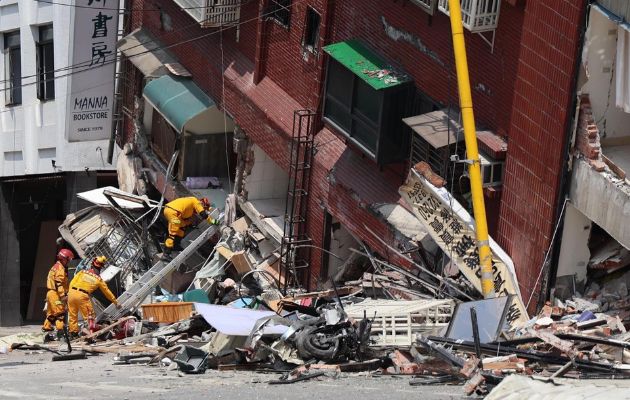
143;75;216;133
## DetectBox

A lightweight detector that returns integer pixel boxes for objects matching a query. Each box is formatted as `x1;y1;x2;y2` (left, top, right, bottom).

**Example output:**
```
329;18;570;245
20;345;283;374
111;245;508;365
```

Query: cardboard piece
229;251;253;275
230;217;249;234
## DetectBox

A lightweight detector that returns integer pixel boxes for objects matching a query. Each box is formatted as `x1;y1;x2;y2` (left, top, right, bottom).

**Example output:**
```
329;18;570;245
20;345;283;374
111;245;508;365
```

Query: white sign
399;169;528;326
67;0;118;142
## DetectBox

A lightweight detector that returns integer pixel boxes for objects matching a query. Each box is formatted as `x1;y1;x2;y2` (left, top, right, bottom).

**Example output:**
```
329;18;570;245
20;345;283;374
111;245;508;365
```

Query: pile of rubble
7;189;630;397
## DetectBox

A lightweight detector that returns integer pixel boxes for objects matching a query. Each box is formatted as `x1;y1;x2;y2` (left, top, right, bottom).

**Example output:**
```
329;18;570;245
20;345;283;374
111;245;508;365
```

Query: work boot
43;332;56;343
56;330;65;341
173;236;184;252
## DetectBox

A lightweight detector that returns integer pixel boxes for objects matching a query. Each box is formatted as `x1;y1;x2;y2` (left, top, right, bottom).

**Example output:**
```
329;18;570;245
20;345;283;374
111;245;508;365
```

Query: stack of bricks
576;94;606;172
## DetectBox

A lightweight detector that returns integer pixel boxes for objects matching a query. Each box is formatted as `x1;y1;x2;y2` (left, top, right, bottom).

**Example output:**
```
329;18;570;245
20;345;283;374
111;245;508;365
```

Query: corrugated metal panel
598;0;630;23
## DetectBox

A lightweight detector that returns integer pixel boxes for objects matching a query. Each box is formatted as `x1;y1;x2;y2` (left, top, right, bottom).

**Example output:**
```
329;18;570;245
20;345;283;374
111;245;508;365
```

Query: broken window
4;30;21;106
267;0;291;28
37;25;55;101
302;7;320;53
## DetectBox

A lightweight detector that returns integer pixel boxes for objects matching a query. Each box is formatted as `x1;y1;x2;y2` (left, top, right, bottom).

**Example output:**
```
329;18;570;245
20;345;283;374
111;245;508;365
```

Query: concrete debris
7;189;630;397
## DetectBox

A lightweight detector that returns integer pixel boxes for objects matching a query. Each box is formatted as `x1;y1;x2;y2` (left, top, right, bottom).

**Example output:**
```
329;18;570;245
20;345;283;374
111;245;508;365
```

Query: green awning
323;39;411;90
143;75;215;132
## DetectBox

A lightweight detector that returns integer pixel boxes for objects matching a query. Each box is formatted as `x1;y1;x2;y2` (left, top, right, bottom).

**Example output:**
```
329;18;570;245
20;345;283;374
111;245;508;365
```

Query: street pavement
0;346;469;400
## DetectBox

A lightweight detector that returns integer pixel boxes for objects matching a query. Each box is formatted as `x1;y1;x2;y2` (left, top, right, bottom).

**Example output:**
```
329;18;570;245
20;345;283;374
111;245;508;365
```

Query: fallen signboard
399;168;528;326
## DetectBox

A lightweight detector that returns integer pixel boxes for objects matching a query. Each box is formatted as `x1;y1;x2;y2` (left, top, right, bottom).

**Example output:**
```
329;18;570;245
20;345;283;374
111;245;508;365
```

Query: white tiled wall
246;144;289;200
0;0;117;177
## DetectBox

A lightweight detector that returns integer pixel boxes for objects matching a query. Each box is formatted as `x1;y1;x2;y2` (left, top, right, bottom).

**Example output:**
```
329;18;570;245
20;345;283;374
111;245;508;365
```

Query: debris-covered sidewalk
0;339;467;400
8;176;630;399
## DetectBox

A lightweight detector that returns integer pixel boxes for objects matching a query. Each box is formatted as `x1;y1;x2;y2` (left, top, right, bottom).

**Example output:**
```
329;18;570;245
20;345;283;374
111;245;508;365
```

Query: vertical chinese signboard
67;0;118;142
399;169;528;326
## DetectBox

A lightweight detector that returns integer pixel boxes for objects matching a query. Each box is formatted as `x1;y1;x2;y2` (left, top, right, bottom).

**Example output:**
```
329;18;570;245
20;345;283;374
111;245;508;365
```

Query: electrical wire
526;197;569;309
147;149;179;229
0;0;297;88
0;0;301;124
220;25;233;194
35;0;248;12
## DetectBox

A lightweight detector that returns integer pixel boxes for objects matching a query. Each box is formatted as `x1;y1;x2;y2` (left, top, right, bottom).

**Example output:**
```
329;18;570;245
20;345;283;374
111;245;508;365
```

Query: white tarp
77;186;153;209
194;303;289;336
399;169;528;325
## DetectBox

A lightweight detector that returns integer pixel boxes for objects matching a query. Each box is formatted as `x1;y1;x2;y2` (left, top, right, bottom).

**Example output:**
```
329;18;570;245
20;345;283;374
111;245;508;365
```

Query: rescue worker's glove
60;295;68;303
115;303;122;309
208;217;220;226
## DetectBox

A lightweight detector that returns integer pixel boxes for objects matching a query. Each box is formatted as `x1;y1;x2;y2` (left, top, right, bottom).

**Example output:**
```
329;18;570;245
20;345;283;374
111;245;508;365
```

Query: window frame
3;30;21;106
302;7;321;54
36;25;55;102
323;60;383;158
323;57;413;164
267;0;292;28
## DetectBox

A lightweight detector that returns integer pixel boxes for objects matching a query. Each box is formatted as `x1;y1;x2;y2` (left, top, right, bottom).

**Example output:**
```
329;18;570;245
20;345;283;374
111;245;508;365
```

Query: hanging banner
67;0;118;142
399;169;528;326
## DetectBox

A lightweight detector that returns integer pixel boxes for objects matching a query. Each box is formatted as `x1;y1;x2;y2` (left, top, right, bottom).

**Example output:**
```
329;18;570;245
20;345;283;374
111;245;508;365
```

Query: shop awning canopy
403;109;463;149
323;39;411;90
143;75;216;133
118;28;190;78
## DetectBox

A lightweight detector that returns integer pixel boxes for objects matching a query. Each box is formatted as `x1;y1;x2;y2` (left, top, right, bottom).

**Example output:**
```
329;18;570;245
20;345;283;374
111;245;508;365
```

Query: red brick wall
328;1;525;137
122;0;586;302
498;1;586;308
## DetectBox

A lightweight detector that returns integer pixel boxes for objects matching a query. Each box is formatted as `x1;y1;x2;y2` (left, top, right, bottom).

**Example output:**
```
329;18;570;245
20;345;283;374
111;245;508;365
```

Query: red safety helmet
200;197;211;209
57;248;74;265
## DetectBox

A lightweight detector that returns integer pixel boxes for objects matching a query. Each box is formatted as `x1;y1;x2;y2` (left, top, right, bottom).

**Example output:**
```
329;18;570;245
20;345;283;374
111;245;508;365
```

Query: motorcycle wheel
295;326;340;361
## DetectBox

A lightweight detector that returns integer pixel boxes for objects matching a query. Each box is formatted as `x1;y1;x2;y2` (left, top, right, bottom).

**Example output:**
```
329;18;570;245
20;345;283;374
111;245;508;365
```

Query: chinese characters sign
399;170;528;326
67;0;118;142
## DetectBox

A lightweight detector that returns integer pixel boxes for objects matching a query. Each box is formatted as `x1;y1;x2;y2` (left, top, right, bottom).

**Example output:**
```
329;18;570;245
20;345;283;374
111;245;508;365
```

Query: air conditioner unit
410;0;438;15
172;0;241;28
479;152;504;188
438;0;500;33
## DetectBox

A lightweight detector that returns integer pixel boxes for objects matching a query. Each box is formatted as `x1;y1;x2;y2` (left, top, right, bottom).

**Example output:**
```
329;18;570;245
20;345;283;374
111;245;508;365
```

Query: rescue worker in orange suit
67;256;120;339
42;248;74;338
162;197;219;254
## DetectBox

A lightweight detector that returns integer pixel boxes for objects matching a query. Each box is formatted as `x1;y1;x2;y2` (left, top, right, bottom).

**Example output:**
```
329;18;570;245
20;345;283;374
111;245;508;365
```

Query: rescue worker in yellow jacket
163;197;219;253
67;256;120;338
42;248;74;335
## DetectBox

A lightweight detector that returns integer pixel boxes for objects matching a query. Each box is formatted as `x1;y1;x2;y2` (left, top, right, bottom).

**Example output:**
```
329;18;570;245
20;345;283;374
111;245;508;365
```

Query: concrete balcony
569;157;630;249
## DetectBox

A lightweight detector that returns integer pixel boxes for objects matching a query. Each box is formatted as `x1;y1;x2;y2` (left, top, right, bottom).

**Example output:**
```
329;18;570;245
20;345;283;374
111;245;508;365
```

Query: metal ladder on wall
97;221;221;322
280;110;316;293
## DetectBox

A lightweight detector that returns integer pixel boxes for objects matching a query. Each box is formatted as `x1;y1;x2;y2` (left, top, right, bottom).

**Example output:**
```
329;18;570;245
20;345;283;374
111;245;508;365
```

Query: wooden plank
78;316;137;342
27;221;62;321
230;217;249;234
258;258;285;286
216;245;234;260
285;286;359;300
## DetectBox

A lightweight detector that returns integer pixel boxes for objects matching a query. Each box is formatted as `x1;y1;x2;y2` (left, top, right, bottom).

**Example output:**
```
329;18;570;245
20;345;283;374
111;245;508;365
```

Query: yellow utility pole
447;0;495;298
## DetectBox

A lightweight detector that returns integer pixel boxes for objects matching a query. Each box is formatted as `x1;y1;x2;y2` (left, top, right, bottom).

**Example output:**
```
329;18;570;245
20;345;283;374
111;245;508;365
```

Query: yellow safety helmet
93;255;108;269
